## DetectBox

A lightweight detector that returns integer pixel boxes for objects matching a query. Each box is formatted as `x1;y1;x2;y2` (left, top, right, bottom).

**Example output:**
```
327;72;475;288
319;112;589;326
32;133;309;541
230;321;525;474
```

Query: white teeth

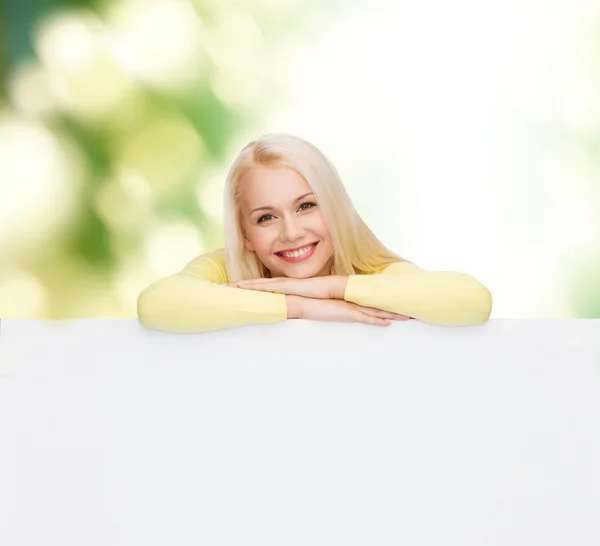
280;244;315;258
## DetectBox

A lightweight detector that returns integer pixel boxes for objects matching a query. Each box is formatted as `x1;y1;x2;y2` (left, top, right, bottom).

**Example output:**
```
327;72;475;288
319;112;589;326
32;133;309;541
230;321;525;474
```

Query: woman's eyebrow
250;192;315;214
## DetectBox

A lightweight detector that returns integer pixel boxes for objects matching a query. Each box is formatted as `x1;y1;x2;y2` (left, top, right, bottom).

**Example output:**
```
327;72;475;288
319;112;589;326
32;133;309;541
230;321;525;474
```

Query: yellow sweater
137;249;492;333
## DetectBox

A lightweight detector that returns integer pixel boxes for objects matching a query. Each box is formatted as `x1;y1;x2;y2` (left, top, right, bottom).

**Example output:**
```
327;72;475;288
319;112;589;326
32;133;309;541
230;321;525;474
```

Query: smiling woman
137;133;493;333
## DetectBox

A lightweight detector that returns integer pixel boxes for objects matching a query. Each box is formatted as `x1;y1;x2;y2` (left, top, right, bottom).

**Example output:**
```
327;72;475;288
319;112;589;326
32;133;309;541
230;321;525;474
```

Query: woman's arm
343;261;493;326
137;250;287;333
235;261;493;327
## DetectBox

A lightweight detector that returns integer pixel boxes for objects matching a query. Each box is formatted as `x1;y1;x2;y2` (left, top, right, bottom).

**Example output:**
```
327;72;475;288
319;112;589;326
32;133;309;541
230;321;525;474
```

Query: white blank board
1;318;599;545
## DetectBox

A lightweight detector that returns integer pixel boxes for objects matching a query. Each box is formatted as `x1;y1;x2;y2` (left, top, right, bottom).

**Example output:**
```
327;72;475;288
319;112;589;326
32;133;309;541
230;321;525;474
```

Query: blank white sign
1;318;599;545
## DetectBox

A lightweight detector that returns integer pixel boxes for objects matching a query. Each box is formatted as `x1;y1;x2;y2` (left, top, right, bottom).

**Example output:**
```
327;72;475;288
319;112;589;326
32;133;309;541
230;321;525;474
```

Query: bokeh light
34;11;136;121
143;218;206;278
0;268;50;318
195;170;227;224
111;114;205;195
8;61;55;118
0;113;83;257
106;0;205;93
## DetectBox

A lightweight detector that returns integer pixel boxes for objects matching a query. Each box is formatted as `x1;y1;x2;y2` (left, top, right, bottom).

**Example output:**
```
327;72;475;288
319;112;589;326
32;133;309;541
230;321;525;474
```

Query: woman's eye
258;214;275;223
257;203;315;223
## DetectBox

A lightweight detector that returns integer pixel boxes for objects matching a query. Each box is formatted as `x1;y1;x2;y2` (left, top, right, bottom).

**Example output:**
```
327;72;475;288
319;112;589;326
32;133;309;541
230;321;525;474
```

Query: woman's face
239;165;334;278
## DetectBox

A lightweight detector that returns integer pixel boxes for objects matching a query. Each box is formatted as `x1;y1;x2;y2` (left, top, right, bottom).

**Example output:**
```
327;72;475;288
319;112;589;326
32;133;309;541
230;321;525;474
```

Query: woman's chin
288;271;317;279
271;262;324;279
287;264;327;279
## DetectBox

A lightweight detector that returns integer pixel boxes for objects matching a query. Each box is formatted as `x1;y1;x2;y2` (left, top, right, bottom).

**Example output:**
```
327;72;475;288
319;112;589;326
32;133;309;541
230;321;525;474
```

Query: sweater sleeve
137;250;287;333
344;261;493;326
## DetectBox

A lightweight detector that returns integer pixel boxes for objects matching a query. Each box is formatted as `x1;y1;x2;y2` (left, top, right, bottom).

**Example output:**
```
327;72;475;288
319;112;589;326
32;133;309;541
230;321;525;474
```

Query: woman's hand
286;295;411;326
229;276;348;300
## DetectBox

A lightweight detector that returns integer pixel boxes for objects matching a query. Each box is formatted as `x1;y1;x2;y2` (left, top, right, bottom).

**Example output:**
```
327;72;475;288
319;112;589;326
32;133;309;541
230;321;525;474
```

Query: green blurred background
1;0;599;320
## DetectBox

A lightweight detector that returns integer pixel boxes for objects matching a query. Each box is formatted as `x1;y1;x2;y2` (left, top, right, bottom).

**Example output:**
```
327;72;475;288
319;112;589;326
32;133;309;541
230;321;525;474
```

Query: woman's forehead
240;166;311;202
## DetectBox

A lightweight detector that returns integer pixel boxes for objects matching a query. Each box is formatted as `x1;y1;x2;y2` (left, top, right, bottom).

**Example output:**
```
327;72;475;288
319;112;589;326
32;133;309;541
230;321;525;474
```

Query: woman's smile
275;241;319;263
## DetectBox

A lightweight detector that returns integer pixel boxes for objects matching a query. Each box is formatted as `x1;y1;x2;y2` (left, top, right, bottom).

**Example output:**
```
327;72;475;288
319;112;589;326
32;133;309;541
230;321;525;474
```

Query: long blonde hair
224;134;406;281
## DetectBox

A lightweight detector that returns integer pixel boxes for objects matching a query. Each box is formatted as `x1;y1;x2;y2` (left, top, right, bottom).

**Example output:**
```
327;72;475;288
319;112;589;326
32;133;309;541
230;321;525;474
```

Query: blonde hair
224;133;406;281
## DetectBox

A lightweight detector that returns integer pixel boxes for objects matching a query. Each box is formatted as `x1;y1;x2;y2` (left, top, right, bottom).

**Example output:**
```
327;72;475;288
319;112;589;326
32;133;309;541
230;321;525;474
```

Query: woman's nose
280;216;304;241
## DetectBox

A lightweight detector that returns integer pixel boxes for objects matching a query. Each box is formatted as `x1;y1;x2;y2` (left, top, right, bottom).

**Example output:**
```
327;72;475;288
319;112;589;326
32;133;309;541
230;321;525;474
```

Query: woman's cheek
256;228;276;254
317;217;333;241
